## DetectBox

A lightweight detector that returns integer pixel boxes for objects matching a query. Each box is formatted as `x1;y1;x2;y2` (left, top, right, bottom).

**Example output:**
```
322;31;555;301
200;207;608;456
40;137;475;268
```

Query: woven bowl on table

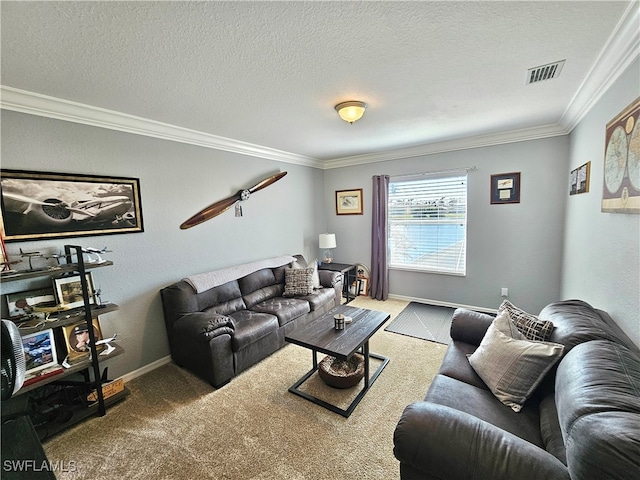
318;353;365;389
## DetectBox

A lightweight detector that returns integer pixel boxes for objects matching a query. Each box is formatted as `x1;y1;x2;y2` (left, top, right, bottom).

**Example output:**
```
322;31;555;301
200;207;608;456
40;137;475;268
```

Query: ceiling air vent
526;60;565;84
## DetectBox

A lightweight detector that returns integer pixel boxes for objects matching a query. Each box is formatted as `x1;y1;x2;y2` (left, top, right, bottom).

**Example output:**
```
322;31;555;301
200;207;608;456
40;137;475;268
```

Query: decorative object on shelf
180;171;287;229
0;170;144;242
601;96;640;214
318;353;365;388
5;287;56;320
81;246;111;264
336;188;364;215
570;161;591;195
335;101;367;124
21;329;58;376
53;273;95;309
62;319;104;365
490;172;521;204
319;233;337;263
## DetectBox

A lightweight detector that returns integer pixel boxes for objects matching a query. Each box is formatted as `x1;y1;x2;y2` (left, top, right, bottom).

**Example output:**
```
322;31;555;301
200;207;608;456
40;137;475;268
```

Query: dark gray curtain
370;175;389;300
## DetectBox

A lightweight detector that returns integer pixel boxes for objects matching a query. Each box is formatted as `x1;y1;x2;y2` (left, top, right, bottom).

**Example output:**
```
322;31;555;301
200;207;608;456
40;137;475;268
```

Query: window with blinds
388;172;467;275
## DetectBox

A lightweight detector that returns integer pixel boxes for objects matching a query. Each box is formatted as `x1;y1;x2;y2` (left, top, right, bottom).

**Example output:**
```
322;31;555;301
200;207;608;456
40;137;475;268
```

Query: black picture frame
490;172;521;204
0;169;143;242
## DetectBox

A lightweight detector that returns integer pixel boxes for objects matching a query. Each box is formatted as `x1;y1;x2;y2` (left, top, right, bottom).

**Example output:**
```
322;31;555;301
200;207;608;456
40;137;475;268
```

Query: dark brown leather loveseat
393;300;640;479
161;255;342;388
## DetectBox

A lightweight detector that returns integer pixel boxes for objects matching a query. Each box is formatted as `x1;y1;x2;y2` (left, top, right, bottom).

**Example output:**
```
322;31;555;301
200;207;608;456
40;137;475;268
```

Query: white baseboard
118;355;172;384
388;294;497;314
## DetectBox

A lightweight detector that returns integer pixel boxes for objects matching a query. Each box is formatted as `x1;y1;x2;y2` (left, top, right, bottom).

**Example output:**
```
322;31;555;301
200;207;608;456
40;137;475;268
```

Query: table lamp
319;233;336;263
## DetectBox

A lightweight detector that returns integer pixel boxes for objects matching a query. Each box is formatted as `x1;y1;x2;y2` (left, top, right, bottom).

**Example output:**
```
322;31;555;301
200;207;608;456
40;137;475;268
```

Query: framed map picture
602;97;640;213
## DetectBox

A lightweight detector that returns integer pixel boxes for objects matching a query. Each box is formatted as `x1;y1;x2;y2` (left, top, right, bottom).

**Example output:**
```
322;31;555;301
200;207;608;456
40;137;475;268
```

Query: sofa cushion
296;287;336;311
196;280;245;314
539;394;567;465
251;297;311;326
539;299;627;352
426;374;544;447
469;312;564;412
555;340;640;479
239;268;278;297
229;310;279;351
438;340;489;390
499;300;554;342
283;267;315;296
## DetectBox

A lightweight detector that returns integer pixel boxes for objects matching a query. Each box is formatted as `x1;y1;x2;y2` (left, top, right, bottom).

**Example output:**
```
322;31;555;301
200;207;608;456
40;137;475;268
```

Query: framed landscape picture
0;169;144;241
336;188;364;215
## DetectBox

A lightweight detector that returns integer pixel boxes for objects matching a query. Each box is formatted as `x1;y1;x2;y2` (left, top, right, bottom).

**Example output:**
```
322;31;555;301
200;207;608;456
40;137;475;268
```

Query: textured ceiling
0;1;636;163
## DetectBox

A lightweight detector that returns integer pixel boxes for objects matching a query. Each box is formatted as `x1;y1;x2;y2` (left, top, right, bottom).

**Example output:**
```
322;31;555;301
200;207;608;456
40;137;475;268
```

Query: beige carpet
43;297;446;479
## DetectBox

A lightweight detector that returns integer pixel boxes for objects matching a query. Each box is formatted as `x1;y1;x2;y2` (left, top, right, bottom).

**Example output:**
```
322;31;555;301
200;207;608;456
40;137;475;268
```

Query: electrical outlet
501;288;509;297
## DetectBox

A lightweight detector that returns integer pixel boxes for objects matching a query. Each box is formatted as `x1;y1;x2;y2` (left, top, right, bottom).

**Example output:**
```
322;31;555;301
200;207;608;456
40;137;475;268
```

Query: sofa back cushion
197;280;246;316
555;340;640;479
539;300;628;352
240;268;282;308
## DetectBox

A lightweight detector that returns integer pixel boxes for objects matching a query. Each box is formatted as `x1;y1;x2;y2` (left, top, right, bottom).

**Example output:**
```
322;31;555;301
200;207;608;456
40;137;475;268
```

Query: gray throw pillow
498;299;554;342
468;312;564;412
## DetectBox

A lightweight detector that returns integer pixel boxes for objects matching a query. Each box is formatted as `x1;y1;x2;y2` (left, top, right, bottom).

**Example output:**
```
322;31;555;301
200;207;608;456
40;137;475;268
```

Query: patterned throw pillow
283;267;315;296
498;300;554;342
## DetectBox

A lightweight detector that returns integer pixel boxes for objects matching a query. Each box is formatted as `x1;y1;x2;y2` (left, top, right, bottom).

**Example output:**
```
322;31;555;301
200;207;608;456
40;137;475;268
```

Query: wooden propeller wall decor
180;171;287;229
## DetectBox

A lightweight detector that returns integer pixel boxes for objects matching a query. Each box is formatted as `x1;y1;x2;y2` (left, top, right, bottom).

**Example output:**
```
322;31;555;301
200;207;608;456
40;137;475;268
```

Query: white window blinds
388;172;467;275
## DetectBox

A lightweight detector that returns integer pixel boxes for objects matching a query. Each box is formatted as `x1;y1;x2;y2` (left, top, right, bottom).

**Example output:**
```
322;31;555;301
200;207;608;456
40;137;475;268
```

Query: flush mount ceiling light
335;101;367;124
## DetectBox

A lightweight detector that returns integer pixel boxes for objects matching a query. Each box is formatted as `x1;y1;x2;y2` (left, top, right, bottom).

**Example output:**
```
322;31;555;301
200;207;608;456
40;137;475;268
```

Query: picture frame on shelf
0;169;144;242
490;172;521;204
53;273;95;309
62;319;104;362
570;162;591;195
21;329;58;376
5;287;56;320
336;188;364;215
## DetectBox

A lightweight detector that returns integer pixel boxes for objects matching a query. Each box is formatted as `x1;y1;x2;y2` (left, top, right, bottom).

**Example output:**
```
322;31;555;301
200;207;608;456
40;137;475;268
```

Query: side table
318;262;357;304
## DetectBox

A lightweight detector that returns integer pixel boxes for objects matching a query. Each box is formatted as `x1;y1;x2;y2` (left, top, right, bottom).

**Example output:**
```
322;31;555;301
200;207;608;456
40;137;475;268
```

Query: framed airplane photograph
490;172;521;204
0;169;144;242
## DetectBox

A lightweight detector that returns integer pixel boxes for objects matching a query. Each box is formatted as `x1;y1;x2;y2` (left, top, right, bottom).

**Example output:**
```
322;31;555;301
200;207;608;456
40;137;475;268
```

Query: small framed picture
53;273;95;309
62;319;104;360
491;172;521;204
336;188;364;215
21;329;58;375
570;161;590;195
6;288;56;320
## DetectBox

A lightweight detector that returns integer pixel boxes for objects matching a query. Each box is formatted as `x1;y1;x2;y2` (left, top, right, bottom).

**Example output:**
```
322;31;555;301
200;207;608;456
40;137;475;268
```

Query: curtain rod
388;166;476;180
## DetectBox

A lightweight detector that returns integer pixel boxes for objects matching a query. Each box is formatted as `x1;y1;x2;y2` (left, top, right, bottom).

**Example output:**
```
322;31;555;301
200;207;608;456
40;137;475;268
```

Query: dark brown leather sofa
161;255;342;388
393;300;640;480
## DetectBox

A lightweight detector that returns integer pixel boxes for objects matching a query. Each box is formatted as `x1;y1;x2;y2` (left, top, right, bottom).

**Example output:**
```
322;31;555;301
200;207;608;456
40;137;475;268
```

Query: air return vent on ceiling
526;60;565;84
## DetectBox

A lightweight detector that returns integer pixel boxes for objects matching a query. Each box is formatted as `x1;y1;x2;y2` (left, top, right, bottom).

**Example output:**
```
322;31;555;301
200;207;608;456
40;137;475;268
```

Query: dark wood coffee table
284;304;390;417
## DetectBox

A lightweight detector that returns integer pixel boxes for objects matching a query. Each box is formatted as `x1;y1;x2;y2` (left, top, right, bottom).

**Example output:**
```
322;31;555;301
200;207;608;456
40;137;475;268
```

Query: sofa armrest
450;308;494;345
394;402;569;480
173;312;235;342
318;270;342;288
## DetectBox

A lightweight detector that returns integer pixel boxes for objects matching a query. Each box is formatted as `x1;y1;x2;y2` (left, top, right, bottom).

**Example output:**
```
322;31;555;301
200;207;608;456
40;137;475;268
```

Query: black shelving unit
1;245;127;439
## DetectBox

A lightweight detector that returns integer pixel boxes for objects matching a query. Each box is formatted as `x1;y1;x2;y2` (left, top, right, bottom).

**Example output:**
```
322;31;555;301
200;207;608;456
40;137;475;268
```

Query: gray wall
323;137;569;315
562;58;639;346
0;111;326;378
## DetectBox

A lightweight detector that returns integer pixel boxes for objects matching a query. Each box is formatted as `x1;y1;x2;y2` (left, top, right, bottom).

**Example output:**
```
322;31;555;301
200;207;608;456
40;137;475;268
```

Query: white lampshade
319;233;337;249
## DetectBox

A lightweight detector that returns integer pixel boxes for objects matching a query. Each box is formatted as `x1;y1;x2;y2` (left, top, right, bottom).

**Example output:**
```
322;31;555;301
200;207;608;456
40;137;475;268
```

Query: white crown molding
322;123;569;169
559;1;640;132
0;86;323;169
